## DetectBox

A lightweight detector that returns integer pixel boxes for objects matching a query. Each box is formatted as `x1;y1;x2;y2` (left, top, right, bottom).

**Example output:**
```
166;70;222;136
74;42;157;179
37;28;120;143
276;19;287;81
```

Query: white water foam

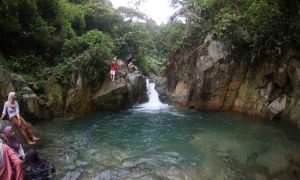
135;79;168;111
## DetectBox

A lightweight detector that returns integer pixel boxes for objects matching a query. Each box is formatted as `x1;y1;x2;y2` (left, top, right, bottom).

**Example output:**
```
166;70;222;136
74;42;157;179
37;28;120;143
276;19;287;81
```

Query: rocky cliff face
46;70;148;115
161;34;300;125
0;66;148;120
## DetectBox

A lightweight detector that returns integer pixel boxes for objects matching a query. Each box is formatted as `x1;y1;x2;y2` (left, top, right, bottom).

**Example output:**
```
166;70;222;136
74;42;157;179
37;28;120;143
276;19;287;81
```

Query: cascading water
135;79;168;111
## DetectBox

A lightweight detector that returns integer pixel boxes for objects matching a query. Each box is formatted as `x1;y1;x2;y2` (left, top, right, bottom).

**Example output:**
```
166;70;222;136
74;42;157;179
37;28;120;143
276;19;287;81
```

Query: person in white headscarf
0;92;40;144
0;139;24;179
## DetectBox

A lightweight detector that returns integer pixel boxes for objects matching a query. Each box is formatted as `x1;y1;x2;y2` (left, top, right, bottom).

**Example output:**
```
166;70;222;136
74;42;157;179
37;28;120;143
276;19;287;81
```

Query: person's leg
10;116;34;144
20;116;39;140
112;71;115;81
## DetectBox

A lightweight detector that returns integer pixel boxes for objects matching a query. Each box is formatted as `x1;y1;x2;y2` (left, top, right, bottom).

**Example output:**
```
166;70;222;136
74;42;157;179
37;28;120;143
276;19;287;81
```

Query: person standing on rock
110;57;119;81
0;92;40;144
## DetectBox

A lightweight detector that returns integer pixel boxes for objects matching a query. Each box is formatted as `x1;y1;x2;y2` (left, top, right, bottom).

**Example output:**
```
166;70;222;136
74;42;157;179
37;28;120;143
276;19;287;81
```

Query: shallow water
31;81;300;179
34;106;300;180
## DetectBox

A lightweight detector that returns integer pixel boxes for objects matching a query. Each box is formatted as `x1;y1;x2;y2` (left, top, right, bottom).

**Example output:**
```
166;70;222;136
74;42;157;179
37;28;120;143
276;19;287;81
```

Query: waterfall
135;79;168;110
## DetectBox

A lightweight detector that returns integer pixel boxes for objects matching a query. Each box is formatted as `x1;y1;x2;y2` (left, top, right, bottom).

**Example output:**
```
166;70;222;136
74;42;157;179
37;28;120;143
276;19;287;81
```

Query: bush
38;58;75;82
62;30;106;57
76;47;110;85
0;55;42;73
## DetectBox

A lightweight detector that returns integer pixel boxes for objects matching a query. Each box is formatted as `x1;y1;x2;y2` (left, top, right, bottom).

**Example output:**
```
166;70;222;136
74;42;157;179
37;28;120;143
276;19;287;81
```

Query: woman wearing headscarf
0;92;39;144
2;126;25;159
24;148;55;180
0;139;24;180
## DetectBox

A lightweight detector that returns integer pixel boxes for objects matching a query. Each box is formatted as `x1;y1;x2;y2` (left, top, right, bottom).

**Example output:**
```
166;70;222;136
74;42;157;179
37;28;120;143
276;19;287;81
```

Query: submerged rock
62;170;82;180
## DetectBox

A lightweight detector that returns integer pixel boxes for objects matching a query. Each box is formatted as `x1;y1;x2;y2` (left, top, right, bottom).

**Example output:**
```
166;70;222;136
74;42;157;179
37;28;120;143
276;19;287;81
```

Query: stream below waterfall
34;80;300;179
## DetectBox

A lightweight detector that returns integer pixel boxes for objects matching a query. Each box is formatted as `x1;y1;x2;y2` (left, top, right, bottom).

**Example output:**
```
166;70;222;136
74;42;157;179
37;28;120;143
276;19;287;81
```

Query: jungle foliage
0;0;173;86
170;0;300;64
1;0;299;83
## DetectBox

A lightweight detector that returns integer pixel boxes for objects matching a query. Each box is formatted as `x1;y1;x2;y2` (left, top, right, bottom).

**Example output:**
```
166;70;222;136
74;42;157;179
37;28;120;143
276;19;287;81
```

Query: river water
34;81;300;179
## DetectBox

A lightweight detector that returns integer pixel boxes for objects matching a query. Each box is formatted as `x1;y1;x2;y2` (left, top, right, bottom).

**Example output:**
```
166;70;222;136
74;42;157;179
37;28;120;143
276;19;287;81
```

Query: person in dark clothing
24;148;55;180
126;54;133;68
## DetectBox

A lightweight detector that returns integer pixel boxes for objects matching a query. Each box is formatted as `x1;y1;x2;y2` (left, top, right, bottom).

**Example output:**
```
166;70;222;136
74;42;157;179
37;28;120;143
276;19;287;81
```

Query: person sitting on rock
0;139;24;179
2;126;25;160
24;148;55;180
0;92;40;144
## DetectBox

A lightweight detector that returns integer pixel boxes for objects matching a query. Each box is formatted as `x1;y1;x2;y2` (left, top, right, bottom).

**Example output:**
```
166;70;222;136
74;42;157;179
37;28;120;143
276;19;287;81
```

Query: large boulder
91;72;148;110
126;72;148;104
44;77;64;116
64;74;94;113
93;78;129;109
0;66;26;99
19;87;52;119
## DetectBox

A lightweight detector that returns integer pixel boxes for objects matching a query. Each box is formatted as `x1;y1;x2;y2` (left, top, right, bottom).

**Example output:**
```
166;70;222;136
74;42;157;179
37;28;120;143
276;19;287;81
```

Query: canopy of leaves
0;0;172;82
170;0;300;64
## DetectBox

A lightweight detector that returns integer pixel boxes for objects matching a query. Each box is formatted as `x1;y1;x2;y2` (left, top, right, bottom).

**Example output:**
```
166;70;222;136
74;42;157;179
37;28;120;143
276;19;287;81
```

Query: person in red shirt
110;57;119;81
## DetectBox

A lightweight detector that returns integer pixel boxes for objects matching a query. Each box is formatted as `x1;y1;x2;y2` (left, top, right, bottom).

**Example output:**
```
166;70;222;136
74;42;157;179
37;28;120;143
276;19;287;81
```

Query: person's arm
18;144;25;160
0;113;4;120
0;102;7;120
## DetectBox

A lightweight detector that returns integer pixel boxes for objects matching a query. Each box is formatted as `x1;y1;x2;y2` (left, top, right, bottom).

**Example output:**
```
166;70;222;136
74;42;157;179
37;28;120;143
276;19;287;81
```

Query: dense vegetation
170;0;300;64
1;0;299;85
0;0;178;85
